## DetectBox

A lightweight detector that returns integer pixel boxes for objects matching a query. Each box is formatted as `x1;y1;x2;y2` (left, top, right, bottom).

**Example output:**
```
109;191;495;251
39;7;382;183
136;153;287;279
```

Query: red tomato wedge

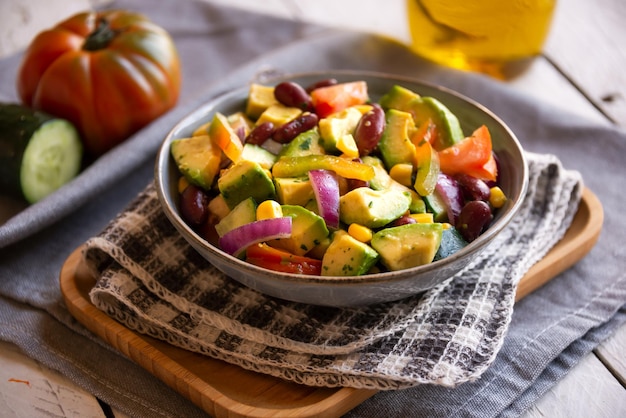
310;81;368;118
246;243;322;275
438;125;497;182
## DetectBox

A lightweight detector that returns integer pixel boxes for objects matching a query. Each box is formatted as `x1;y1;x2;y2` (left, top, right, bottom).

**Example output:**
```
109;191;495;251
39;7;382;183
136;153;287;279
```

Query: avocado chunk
278;128;326;158
218;160;276;209
246;84;278;120
406;97;464;151
170;134;222;190
379;85;421;111
215;197;257;237
434;227;468;261
241;143;277;169
274;177;315;206
321;231;379;276
378;109;416;170
371;223;443;271
362;155;411;192
256;104;302;127
269;205;329;256
339;188;411;229
318;106;363;152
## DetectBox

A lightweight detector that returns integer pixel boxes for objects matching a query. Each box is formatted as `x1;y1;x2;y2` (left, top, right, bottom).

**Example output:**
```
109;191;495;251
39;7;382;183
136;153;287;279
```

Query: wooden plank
522;352;626;418
0;340;107;418
596;322;626;387
544;0;626;125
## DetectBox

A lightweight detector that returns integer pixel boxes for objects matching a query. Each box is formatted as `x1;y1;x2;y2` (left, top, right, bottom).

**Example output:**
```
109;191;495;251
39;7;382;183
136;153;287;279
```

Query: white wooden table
1;0;625;416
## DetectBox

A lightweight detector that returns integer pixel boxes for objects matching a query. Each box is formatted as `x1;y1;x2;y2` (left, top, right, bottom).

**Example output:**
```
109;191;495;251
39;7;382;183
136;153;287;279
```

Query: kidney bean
272;113;319;143
456;200;493;242
274;81;314;111
179;184;209;227
354;103;385;156
305;78;338;93
245;122;275;145
456;173;491;201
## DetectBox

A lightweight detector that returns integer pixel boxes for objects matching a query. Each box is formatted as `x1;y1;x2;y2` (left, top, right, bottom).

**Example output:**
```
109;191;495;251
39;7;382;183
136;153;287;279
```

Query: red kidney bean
274;81;314;111
305;78;338;93
245;122;275;145
456;200;493;242
179;184;209;227
456;173;491;202
272;113;319;143
354;104;385;156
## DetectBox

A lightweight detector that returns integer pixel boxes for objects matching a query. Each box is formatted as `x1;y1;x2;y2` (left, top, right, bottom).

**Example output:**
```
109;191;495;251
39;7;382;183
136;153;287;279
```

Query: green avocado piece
278;128;325;158
256;104;301;127
406;96;464;151
378;109;416;170
318;106;363;152
321;231;379;276
246;84;278;120
379;84;421;111
433;227;468;261
269;205;329;256
361;155;410;192
241;143;277;169
218;160;276;209
371;223;443;271
215;197;257;237
339;187;411;229
170;134;222;190
274;177;315;206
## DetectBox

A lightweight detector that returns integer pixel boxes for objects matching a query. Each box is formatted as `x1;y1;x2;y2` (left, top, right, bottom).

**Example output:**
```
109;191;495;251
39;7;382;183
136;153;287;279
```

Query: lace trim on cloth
85;152;583;390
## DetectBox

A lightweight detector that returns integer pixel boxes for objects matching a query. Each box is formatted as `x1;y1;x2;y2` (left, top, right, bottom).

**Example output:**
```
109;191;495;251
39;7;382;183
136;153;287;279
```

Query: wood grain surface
58;189;603;418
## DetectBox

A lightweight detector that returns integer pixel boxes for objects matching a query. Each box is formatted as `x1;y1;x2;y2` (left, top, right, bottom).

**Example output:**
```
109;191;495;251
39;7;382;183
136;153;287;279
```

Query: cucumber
0;104;83;203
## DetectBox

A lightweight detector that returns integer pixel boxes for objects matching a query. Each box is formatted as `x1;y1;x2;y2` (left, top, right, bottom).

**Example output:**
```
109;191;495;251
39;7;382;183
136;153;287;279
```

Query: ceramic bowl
155;71;528;307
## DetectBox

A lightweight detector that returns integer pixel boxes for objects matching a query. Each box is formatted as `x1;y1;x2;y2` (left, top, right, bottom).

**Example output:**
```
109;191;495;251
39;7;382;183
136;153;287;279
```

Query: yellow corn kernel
336;134;359;158
389;163;414;187
256;199;283;220
409;213;434;224
489;186;507;208
352;104;374;114
177;176;190;193
348;223;373;243
441;222;453;230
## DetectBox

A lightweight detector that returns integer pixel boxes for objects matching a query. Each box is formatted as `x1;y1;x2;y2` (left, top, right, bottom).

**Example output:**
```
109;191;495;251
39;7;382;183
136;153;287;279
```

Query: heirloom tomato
17;10;181;157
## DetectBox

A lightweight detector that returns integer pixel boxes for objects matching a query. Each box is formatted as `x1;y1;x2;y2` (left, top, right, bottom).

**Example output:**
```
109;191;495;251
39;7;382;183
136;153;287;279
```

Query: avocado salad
170;78;507;276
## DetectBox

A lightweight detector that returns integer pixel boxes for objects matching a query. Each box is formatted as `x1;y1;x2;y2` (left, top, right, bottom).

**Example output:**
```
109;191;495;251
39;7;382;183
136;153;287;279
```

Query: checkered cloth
84;152;582;390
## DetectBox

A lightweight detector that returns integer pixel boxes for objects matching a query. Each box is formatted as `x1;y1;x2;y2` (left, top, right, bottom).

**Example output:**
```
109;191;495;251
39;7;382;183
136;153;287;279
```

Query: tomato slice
245;243;322;275
438;125;497;181
310;81;369;118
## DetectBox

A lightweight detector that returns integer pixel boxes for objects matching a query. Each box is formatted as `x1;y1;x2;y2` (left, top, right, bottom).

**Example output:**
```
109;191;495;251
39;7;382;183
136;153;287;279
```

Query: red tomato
310;81;368;118
246;243;322;275
438;125;497;182
17;10;181;157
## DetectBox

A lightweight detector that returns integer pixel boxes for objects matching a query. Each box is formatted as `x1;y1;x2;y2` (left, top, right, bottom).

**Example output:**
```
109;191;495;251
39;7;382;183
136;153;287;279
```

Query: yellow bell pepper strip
272;155;375;181
209;112;243;162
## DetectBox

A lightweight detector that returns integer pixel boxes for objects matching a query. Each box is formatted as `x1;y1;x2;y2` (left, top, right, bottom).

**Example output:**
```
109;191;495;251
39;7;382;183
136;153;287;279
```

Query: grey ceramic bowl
155;71;528;307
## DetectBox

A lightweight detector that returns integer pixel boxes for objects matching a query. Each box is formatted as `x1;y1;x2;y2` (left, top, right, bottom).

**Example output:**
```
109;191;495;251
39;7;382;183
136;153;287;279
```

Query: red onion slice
435;173;464;226
308;169;340;229
218;217;292;256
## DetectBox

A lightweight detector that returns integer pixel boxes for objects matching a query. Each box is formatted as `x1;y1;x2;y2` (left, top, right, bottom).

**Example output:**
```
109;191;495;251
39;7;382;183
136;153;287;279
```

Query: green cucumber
0;104;83;203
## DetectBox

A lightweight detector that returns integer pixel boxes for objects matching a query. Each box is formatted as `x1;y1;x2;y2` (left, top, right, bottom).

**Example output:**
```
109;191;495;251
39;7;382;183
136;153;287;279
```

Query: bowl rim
155;69;529;287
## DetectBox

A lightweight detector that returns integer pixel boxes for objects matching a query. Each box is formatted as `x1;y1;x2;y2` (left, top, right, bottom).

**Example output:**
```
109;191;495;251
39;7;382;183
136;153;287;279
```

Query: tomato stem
83;18;117;51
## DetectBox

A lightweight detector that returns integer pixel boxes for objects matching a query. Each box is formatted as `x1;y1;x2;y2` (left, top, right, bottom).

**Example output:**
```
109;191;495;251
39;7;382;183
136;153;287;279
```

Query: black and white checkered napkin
84;152;582;390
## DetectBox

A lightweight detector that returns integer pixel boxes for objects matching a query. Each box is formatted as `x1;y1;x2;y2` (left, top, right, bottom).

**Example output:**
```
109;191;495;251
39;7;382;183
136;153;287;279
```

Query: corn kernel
348;223;373;243
410;213;434;223
336;134;359;158
353;104;374;114
489;186;507;208
389;163;414;187
256;199;283;220
441;222;453;230
177;176;190;194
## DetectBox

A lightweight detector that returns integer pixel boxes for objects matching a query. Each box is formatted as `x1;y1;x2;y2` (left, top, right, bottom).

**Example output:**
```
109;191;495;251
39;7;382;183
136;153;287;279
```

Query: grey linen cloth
0;0;624;417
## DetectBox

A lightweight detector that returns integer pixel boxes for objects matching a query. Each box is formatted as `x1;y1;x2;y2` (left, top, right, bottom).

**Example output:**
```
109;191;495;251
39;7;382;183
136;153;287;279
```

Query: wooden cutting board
59;188;603;418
